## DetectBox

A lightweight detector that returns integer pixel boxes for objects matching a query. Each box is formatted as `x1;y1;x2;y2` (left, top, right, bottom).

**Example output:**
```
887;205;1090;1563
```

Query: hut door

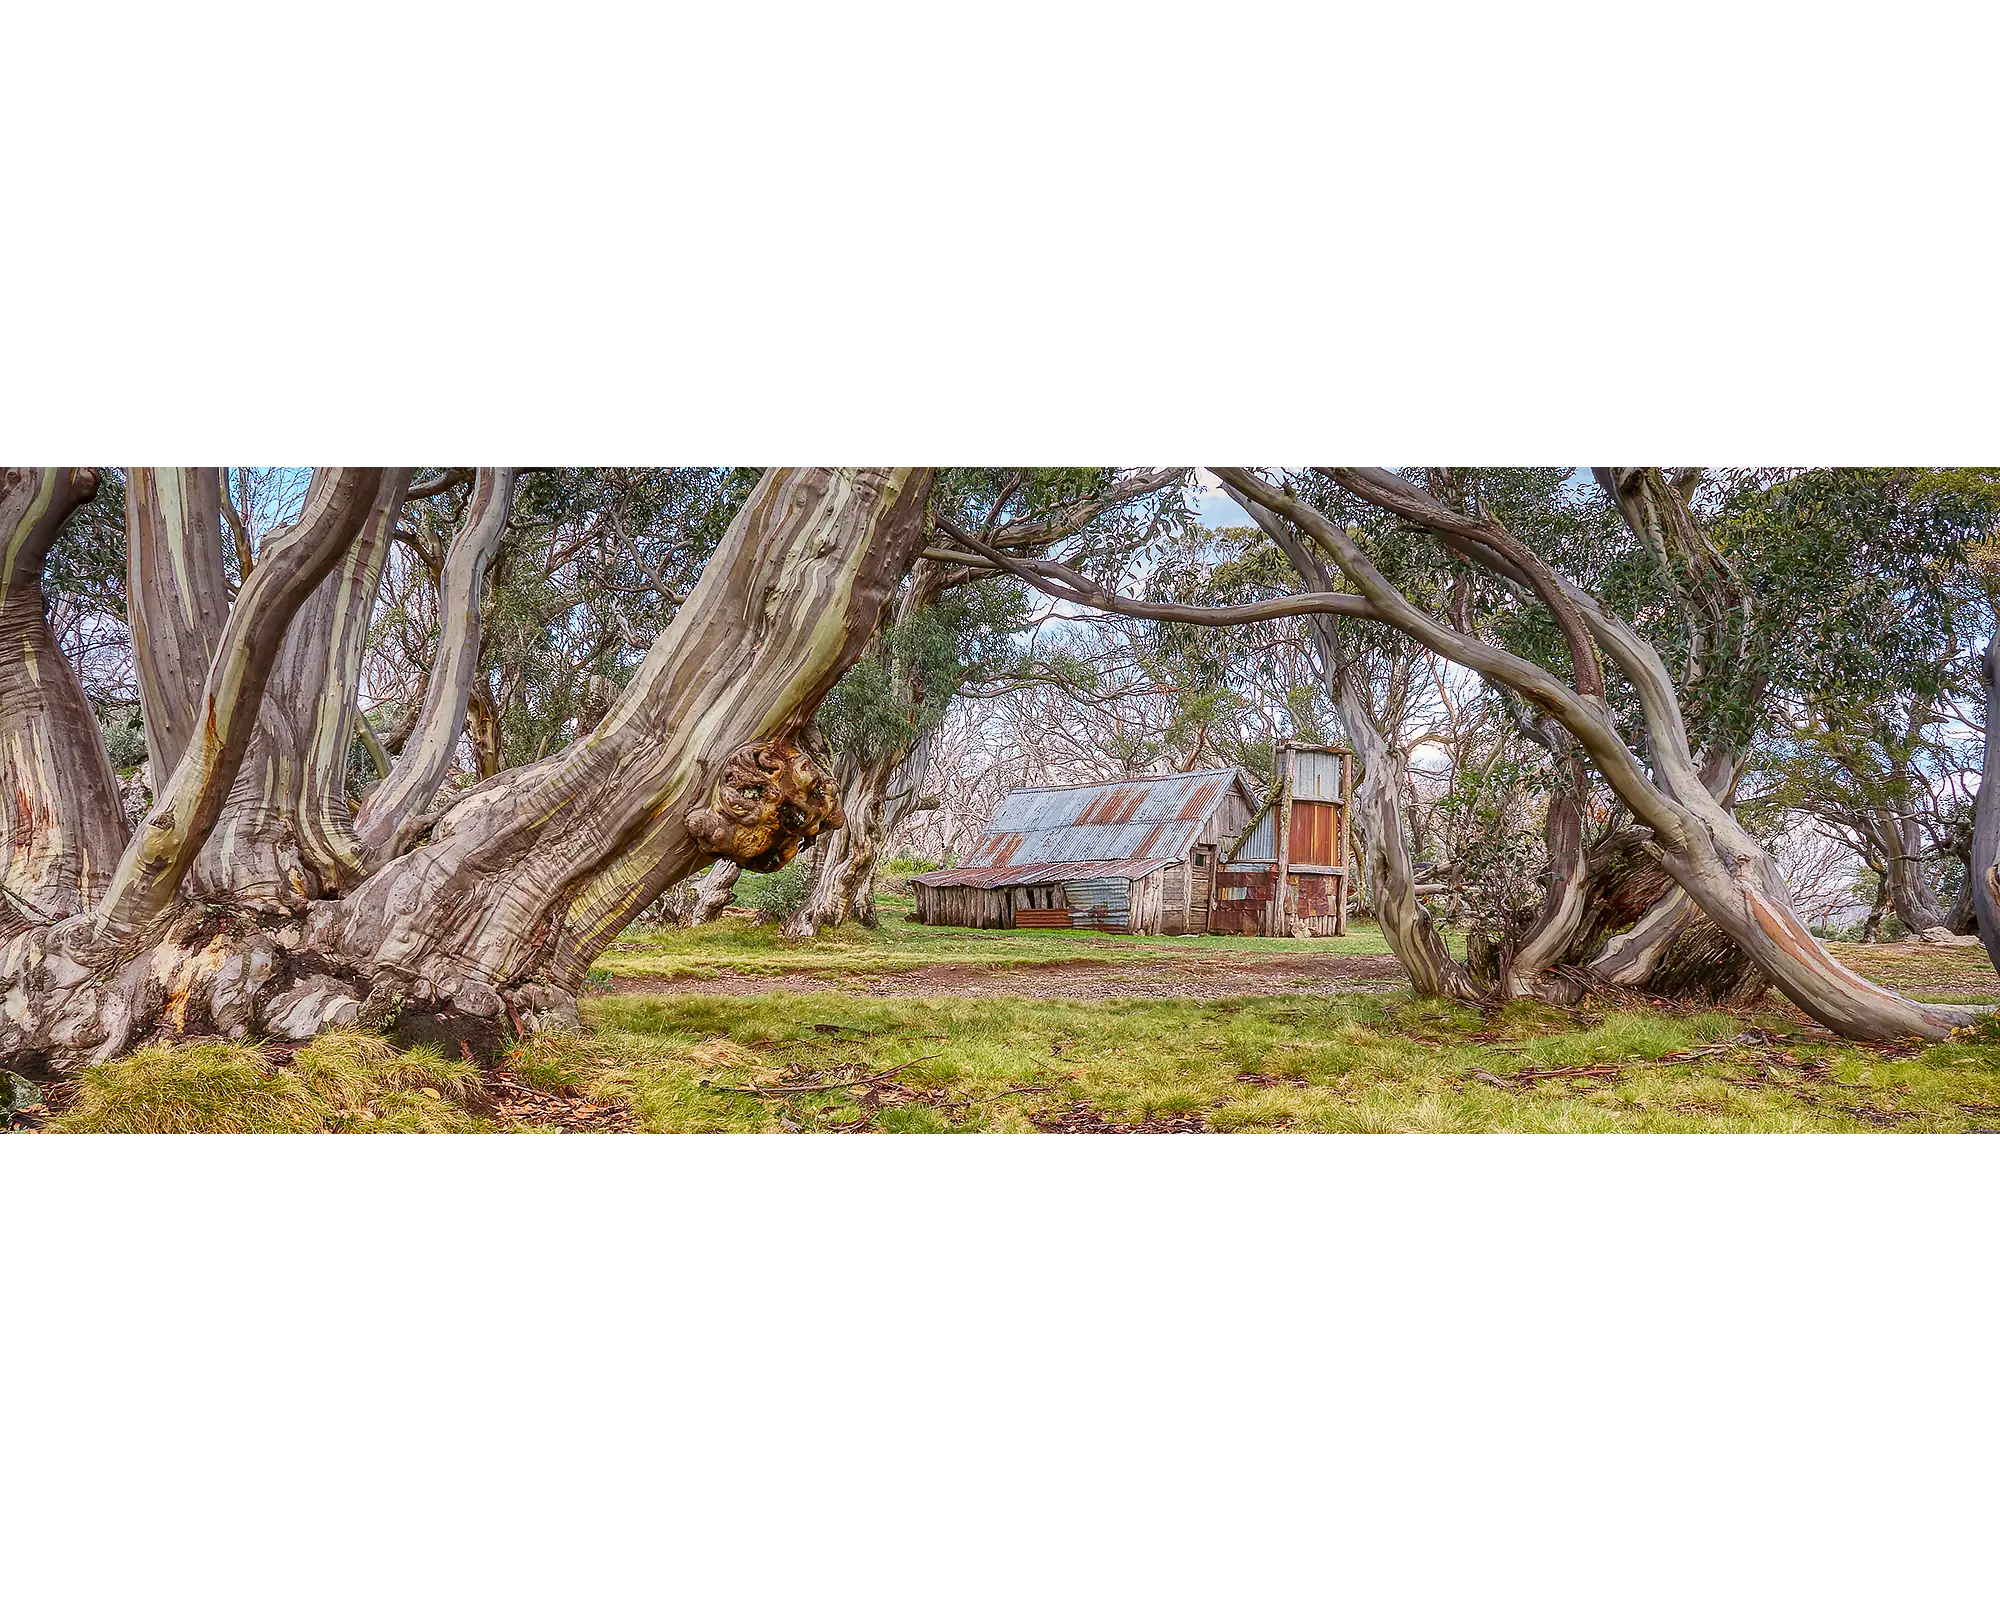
1189;848;1213;932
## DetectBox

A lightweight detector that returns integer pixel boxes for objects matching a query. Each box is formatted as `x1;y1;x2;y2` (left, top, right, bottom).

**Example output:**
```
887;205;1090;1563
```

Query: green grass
27;912;2000;1136
528;985;2000;1134
594;889;1404;982
48;1031;492;1134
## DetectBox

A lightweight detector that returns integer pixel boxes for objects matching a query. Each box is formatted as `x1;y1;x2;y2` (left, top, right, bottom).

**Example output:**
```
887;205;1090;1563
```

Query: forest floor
16;893;2000;1134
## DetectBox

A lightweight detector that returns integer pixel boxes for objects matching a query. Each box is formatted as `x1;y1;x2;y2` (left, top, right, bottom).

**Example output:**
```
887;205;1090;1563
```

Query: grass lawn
16;898;2000;1134
591;890;1405;980
548;984;2000;1135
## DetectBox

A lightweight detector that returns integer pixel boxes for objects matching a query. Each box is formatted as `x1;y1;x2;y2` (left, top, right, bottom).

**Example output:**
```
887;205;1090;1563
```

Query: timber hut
911;767;1258;933
911;759;1347;936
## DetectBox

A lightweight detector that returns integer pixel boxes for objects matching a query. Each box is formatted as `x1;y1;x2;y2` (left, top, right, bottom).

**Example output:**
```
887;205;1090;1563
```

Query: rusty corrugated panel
911;856;1179;889
1075;785;1143;825
967;768;1258;869
1290;800;1339;866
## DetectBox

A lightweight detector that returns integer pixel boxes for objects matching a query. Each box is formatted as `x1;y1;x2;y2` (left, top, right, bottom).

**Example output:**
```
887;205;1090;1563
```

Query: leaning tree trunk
125;469;232;779
1339;680;1483;1003
1948;856;1977;935
780;554;952;941
353;469;516;868
1971;631;2000;975
783;751;895;939
1;466;932;1067
335;467;933;1021
1491;748;1591;1005
185;473;412;904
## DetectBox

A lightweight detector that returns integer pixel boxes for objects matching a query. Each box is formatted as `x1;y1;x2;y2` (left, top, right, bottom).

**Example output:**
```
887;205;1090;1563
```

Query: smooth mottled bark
782;557;952;940
354;469;516;866
335;468;933;1011
783;727;938;938
0;469;128;930
94;469;387;937
1559;839;1767;1005
187;473;411;903
1871;806;1948;933
1501;755;1590;1004
1338;677;1482;1001
2;465;933;1065
125;469;231;778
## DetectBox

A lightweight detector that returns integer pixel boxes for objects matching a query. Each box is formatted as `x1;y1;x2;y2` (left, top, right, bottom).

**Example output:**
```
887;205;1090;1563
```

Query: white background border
7;0;1997;1593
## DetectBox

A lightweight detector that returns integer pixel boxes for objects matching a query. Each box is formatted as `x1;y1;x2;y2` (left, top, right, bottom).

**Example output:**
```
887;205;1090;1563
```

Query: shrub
99;709;147;774
738;859;813;922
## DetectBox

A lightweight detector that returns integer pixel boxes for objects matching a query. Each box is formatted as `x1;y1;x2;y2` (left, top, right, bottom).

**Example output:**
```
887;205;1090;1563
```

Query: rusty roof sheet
912;857;1181;889
952;767;1255;871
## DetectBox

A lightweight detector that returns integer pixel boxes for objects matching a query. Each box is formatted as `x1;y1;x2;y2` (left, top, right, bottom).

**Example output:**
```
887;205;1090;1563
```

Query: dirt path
611;951;1409;1002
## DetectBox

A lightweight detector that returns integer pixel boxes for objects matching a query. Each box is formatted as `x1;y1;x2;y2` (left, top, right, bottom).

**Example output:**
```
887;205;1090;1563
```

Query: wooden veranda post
1270;741;1295;937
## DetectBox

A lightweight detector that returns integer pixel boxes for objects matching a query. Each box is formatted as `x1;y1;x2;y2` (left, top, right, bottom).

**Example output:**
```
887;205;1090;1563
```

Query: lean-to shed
1210;742;1354;937
910;768;1262;934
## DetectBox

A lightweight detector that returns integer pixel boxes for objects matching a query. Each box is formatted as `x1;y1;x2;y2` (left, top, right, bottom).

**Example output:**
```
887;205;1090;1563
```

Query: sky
1188;470;1251;530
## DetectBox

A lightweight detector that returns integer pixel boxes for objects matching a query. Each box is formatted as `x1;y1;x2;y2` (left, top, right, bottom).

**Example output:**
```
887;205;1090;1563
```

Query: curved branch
936;517;1380;629
407;468;474;500
1318;466;1715;805
1222;468;1976;1041
1315;467;1606;701
1211;468;1684;843
336;467;933;994
983;467;1189;552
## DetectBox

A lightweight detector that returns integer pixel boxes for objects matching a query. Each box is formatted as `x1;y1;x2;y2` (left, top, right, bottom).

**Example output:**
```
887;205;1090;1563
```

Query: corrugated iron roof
950;767;1257;873
911;856;1181;889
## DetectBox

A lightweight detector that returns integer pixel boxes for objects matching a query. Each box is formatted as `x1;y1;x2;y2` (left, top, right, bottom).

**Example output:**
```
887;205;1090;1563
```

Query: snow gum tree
1216;467;1987;1042
1;466;932;1066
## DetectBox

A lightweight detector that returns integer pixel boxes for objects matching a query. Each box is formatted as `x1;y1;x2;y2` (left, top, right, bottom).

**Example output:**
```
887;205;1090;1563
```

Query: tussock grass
55;1039;328;1135
50;1031;489;1135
